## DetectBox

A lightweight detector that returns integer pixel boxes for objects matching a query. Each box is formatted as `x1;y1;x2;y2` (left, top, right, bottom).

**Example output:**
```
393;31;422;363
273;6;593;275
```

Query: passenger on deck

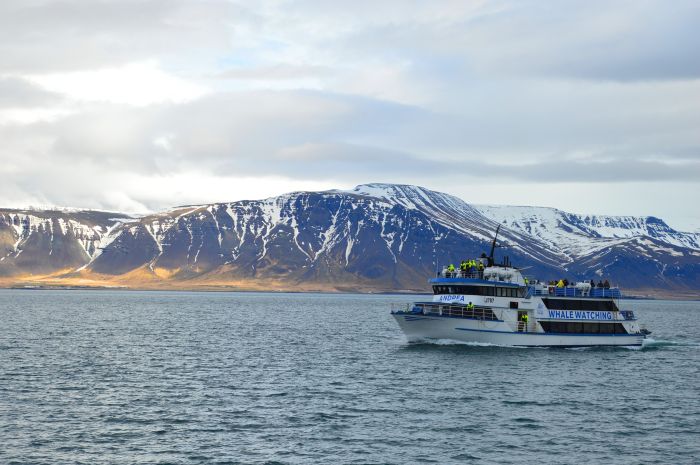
603;279;610;289
520;313;529;331
477;261;484;278
597;280;604;288
556;279;565;288
467;301;475;311
447;264;455;277
460;260;467;276
563;279;569;286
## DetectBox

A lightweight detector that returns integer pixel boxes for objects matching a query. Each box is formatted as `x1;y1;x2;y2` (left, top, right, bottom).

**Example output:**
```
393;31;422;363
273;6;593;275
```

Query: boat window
540;322;628;334
583;323;600;333
433;285;492;295
566;322;583;333
432;285;521;296
542;298;619;312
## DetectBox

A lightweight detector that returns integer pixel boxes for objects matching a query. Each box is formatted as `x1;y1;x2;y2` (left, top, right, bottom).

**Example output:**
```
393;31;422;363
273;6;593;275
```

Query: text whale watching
391;226;651;347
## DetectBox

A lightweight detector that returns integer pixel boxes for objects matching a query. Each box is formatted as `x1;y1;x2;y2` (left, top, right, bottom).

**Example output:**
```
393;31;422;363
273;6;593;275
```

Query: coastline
1;277;697;301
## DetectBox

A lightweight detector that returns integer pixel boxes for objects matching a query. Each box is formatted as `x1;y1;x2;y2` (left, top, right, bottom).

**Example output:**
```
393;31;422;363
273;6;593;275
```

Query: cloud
215;64;332;81
0;88;696;188
0;77;62;108
0;0;697;229
0;0;243;73
29;61;209;105
308;0;700;83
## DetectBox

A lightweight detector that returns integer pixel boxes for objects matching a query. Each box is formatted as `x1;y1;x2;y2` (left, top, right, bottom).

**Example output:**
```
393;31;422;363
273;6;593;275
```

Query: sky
0;0;699;231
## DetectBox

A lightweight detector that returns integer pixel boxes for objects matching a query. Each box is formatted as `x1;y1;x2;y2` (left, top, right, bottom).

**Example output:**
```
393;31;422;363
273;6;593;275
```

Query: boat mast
487;225;500;267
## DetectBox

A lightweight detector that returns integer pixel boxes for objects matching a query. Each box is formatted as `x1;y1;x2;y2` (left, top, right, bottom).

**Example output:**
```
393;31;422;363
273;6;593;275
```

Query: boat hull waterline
393;313;644;347
391;227;649;348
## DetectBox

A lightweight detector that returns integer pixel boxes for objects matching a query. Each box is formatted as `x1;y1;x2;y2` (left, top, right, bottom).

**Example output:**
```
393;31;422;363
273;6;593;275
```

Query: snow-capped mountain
86;189;561;291
0;184;698;294
0;209;127;276
474;204;700;256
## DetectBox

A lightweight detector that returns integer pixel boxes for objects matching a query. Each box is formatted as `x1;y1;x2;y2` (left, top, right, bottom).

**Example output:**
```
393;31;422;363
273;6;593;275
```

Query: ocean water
0;290;698;465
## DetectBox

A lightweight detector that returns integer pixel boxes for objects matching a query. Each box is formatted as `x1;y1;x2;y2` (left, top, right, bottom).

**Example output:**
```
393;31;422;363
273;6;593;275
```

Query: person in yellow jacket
556;279;565;288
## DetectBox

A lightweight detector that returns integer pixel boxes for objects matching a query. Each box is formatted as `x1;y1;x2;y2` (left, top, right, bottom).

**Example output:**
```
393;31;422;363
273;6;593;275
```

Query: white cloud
28;61;208;106
0;0;697;231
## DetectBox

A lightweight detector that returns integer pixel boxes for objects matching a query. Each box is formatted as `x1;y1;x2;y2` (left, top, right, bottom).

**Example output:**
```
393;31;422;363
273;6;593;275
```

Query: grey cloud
299;0;700;83
215;64;332;80
0;0;698;214
0;0;697;84
2;88;697;189
0;0;246;73
0;77;62;107
469;0;700;82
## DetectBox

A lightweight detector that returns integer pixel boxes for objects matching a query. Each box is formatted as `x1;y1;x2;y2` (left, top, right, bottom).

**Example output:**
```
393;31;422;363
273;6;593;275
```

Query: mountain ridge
1;183;698;296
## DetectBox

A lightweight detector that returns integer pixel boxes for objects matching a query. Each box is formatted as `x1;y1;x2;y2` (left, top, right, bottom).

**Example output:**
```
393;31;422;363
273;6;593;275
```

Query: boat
391;227;650;347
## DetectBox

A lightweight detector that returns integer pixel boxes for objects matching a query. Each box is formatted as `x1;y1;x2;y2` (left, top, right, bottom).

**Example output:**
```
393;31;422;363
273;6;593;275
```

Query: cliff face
0;210;125;276
1;184;698;294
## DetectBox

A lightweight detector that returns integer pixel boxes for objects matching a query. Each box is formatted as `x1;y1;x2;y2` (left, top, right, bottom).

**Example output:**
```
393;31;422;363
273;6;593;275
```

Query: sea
0;289;698;465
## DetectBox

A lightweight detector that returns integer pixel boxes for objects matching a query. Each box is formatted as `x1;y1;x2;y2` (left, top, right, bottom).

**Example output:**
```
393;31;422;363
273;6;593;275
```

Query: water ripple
0;290;698;464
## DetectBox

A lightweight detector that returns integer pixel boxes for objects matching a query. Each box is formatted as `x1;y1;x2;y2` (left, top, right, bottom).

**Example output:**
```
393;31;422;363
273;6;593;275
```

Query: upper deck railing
529;285;622;299
436;264;622;299
413;302;499;321
436;270;483;279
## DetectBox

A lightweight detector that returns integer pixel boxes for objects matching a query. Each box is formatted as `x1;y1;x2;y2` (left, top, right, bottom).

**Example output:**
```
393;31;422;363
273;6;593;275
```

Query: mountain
0;184;698;296
473;204;700;255
473;204;700;291
0;209;127;276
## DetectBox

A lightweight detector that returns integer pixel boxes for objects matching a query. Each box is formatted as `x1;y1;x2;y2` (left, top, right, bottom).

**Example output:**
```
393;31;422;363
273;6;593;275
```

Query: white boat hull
393;313;644;347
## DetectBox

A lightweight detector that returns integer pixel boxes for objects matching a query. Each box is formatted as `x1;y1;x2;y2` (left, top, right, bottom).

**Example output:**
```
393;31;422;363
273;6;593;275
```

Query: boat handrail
524;284;622;299
414;302;499;321
437;270;483;279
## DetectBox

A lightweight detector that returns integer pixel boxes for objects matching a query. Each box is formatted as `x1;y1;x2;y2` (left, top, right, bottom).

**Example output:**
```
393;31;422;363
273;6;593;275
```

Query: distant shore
1;281;698;301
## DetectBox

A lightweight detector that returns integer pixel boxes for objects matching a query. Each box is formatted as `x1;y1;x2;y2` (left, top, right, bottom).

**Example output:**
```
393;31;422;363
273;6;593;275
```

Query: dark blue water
0;290;698;464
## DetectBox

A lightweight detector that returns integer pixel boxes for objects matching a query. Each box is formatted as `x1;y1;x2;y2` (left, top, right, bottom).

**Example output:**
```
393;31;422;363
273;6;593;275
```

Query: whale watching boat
391;227;650;347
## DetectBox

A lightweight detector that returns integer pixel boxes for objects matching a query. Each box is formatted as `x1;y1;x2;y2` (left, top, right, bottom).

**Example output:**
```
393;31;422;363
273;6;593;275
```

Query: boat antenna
488;225;500;267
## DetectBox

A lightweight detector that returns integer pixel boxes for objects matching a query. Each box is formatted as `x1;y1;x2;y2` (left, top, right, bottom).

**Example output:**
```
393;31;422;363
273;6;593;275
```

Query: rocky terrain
1;184;698;297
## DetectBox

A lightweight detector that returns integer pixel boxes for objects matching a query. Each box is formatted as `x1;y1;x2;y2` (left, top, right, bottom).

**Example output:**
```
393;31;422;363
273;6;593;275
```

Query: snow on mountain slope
87;188;567;290
348;184;491;239
474;204;700;256
0;209;128;274
1;185;698;292
345;184;566;265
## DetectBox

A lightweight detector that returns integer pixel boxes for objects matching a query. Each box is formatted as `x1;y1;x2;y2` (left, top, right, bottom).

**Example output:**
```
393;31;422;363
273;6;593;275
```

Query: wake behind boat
392;227;650;347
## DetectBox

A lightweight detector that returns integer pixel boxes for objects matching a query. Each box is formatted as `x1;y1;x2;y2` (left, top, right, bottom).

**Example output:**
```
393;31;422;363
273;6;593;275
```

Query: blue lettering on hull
546;310;613;320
